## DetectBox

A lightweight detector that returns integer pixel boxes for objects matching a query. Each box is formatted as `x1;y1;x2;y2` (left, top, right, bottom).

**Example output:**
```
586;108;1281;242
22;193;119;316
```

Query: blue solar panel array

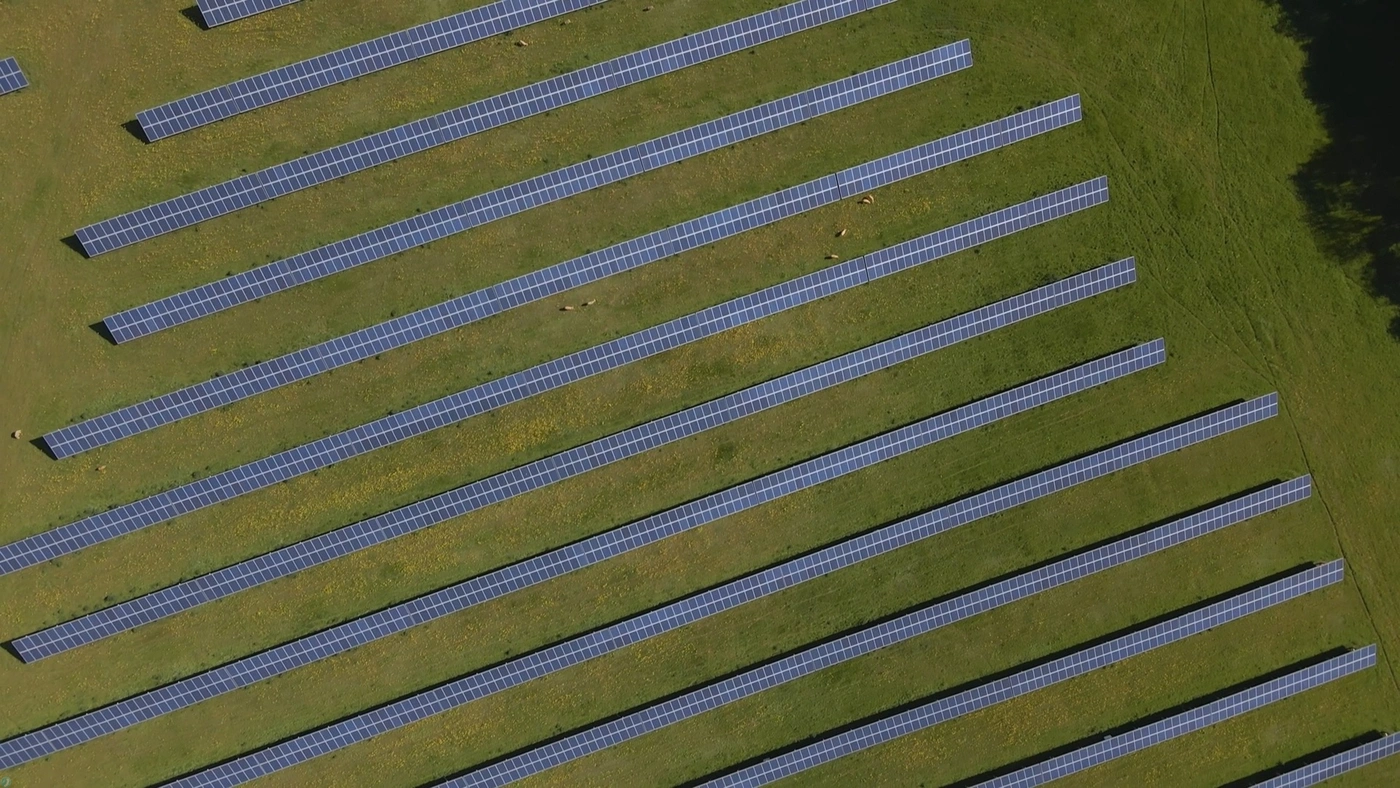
170;431;1287;788
974;642;1375;788
197;0;299;27
106;391;1279;786
9;184;1100;590
48;95;1079;457
181;0;592;114
0;303;1156;769
1254;732;1400;788
96;38;972;338
435;511;1332;788
701;562;1347;788
82;0;896;254
12;263;1132;667
156;0;599;137
0;57;28;95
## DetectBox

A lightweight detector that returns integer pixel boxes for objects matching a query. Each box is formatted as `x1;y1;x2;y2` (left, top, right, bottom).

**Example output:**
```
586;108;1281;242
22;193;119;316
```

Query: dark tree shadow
1266;0;1400;338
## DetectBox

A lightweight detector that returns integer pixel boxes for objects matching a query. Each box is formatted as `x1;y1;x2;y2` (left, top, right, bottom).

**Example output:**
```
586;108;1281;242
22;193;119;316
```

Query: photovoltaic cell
167;448;1298;788
699;563;1349;788
974;641;1374;787
1253;732;1400;788
0;388;1288;777
159;0;608;134
7;179;1103;586
11;266;1139;665
83;0;899;253
95;37;974;334
196;0;299;27
95;39;974;335
437;547;1341;788
0;57;28;95
47;94;1078;457
0;326;1175;770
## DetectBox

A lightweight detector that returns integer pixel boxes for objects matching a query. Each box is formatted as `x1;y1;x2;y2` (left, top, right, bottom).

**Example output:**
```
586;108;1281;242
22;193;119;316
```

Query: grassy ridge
1;0;1399;785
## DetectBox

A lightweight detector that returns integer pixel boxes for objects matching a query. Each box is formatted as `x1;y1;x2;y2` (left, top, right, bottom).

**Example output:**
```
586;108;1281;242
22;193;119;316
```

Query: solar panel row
46;93;1078;456
2;378;1285;775
0;57;28;95
12;260;1136;664
1254;732;1400;788
0;302;1155;768
7;181;1102;588
97;38;973;339
700;562;1348;788
974;645;1377;787
172;458;1297;788
437;535;1339;788
83;0;899;254
196;0;299;28
163;0;596;133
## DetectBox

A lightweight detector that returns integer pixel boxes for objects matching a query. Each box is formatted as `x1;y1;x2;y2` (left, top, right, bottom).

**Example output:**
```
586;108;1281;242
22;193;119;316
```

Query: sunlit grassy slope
0;0;1398;785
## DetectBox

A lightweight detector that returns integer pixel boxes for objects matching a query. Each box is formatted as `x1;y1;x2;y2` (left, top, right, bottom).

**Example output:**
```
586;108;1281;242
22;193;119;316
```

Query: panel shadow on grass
1267;0;1400;338
180;6;211;31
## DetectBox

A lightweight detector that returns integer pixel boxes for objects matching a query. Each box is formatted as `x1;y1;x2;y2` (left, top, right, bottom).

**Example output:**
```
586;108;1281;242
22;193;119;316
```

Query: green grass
2;0;1400;785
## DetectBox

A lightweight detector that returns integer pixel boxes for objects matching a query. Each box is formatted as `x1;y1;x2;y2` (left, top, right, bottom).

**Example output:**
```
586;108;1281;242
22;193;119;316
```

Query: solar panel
437;548;1342;788
47;94;1079;457
164;456;1298;788
6;181;1102;585
0;386;1290;773
974;643;1375;787
700;563;1349;788
15;177;1101;583
1253;732;1400;788
0;331;1170;770
96;38;974;336
10;335;1280;775
81;0;897;253
11;268;1140;665
196;0;300;27
0;57;28;95
156;0;620;138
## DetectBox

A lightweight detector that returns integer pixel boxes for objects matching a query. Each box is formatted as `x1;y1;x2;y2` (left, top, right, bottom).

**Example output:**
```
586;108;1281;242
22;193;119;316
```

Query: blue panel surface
53;93;1077;455
443;548;1344;788
170;401;1287;788
197;0;300;27
0;57;28;95
0;383;1292;776
1252;732;1400;788
83;0;897;253
167;0;600;129
975;640;1374;787
11;265;1137;662
699;564;1351;788
0;327;1170;772
96;34;967;321
19;174;1097;579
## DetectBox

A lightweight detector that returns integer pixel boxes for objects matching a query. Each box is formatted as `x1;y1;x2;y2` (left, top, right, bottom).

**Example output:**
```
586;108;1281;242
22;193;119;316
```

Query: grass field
1;0;1399;785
